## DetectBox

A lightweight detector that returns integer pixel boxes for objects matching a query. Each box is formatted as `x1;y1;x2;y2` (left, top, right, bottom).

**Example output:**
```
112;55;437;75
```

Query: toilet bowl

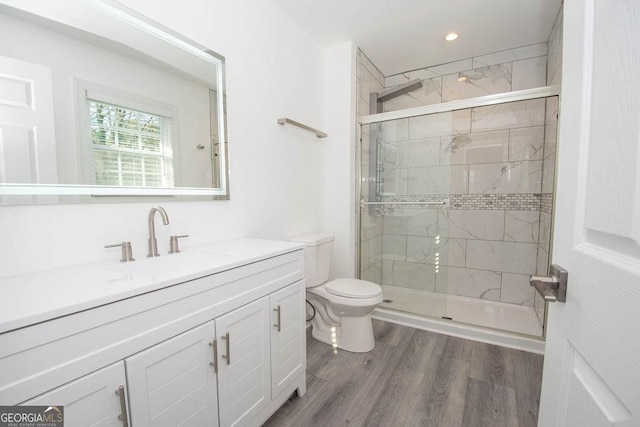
291;234;382;353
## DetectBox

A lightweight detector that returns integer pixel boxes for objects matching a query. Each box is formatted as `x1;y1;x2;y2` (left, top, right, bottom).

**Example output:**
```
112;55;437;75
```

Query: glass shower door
359;116;451;321
358;95;559;337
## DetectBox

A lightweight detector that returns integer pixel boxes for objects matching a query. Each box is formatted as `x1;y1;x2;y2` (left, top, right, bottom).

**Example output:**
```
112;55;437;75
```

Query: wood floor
264;320;543;427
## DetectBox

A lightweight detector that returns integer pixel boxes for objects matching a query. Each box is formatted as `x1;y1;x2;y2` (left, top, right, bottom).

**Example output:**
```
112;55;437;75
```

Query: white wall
323;42;357;279
0;0;330;278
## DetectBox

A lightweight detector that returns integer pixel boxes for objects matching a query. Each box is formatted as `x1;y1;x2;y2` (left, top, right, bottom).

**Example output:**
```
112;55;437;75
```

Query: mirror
0;0;229;203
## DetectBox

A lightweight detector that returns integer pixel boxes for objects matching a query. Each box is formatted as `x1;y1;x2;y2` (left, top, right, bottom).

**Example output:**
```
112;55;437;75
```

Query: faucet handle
105;241;135;263
169;235;189;254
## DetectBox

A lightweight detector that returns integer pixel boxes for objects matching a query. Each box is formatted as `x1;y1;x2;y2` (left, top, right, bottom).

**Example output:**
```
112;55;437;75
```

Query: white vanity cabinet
0;240;306;427
124;283;305;427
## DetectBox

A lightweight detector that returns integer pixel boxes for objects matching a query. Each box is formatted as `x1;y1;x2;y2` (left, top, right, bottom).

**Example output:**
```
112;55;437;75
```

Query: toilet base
311;314;376;353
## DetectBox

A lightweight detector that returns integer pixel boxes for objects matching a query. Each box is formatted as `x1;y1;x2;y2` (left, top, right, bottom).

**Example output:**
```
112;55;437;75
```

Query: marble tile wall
378;99;548;197
384;43;548;111
380;207;539;306
377;104;550;203
547;6;564;87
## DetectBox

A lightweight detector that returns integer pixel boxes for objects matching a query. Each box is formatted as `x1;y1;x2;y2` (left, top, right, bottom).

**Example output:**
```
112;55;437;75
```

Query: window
87;99;175;187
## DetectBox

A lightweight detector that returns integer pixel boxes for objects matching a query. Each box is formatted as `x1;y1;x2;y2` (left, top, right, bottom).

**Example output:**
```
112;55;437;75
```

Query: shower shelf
277;118;327;138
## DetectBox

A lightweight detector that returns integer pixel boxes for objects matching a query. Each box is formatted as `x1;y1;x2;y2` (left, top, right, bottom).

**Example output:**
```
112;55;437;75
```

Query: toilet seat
325;278;382;299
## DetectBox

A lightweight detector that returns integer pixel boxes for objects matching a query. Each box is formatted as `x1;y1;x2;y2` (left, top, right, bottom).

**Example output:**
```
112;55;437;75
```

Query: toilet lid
325;278;382;298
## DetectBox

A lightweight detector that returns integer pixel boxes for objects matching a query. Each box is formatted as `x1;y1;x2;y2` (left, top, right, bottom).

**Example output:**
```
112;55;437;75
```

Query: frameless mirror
0;0;229;203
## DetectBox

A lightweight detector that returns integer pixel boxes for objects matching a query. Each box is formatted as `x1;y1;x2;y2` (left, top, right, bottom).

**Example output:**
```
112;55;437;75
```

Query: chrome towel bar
360;200;448;207
278;118;327;138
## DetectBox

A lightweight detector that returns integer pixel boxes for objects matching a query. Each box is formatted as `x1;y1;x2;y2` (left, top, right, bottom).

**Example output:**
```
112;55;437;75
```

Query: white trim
85;88;175;119
359;85;561;125
0;183;226;196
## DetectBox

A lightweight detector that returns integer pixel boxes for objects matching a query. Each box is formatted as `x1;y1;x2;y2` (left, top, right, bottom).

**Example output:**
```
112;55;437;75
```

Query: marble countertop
0;238;304;334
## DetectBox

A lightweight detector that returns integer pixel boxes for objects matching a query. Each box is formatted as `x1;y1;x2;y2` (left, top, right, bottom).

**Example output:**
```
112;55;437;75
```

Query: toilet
291;234;383;353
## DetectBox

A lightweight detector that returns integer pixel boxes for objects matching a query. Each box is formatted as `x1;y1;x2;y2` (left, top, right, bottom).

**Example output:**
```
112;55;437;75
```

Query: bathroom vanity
0;238;306;426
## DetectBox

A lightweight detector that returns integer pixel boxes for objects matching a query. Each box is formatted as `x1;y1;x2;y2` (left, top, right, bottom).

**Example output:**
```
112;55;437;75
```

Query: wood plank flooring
264;320;543;427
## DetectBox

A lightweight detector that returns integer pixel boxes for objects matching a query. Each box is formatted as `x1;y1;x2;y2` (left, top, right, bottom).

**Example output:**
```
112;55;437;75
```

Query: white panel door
216;297;271;427
23;362;128;427
125;321;219;427
270;281;305;398
538;0;640;425
0;55;56;184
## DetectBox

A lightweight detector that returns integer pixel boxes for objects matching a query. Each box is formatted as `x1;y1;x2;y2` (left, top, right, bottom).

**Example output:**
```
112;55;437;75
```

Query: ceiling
271;0;562;77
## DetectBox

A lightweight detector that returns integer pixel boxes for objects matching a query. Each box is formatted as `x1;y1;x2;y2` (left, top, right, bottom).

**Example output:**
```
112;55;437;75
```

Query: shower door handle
529;264;568;303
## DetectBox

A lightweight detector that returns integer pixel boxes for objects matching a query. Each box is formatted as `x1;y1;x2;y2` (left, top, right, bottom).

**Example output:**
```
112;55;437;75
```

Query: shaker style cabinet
2;245;306;427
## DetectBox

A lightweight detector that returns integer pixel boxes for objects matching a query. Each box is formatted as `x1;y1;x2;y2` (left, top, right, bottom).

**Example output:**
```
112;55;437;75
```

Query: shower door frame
355;85;562;331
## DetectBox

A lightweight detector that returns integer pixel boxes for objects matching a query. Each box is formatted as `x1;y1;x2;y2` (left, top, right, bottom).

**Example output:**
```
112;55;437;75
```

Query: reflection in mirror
0;0;229;203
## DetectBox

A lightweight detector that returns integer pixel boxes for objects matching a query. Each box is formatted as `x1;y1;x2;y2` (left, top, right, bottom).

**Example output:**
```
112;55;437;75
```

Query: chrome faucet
148;206;169;257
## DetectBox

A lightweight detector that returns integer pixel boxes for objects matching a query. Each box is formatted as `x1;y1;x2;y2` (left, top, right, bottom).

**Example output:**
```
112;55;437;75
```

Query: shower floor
379;285;543;337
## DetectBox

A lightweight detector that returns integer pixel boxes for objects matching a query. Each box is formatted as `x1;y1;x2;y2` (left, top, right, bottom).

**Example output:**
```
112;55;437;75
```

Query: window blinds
88;100;174;187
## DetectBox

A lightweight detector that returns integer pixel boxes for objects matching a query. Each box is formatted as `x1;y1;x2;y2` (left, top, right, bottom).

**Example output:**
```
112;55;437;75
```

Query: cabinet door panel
270;281;305;398
23;362;127;427
216;297;270;427
125;321;218;427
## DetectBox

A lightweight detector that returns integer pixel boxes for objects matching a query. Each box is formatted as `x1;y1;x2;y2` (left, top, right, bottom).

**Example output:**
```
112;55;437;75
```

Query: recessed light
458;76;467;82
444;32;459;42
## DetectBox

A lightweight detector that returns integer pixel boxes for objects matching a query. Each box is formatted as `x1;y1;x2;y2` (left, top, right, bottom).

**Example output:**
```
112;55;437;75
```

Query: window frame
76;80;181;189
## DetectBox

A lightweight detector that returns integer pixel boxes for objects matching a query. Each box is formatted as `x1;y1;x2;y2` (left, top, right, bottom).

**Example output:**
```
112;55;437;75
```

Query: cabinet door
215;297;271;427
270;281;305;398
125;321;218;427
22;362;128;427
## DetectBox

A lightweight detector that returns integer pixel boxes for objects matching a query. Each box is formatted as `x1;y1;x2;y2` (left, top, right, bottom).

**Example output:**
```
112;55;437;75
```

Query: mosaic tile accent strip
370;193;543;211
449;194;541;210
540;193;553;214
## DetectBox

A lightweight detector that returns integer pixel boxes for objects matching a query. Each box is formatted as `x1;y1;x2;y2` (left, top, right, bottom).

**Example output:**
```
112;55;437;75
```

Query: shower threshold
374;286;544;353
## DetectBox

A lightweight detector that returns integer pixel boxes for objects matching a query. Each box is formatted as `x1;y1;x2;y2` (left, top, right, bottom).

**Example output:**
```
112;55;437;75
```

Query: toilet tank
290;233;334;288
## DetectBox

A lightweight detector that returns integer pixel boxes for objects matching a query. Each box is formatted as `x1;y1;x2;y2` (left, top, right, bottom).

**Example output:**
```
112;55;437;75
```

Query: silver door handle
221;332;230;365
273;305;281;332
529;264;568;303
116;386;129;427
209;339;218;373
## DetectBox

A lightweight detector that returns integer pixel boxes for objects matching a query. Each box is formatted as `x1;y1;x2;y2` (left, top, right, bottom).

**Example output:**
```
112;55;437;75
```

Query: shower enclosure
357;87;559;338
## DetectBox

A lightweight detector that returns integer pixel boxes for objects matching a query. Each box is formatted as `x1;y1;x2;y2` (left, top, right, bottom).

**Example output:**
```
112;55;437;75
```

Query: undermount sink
110;250;240;278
